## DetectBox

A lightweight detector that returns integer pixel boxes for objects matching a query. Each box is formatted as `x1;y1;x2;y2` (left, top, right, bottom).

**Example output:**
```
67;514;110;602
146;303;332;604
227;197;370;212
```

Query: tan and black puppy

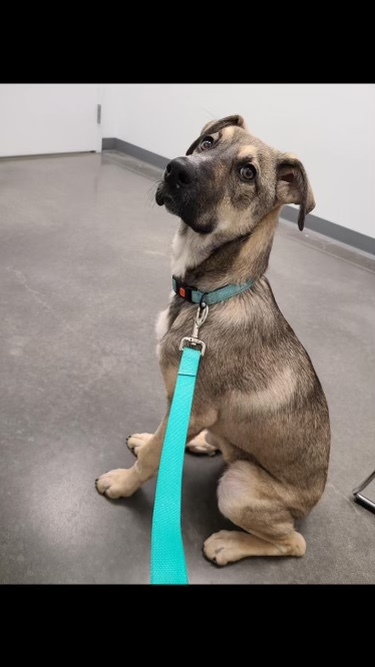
96;115;330;566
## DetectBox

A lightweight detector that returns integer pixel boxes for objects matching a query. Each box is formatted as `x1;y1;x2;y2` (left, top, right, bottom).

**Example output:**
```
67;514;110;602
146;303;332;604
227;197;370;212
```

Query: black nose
164;157;195;187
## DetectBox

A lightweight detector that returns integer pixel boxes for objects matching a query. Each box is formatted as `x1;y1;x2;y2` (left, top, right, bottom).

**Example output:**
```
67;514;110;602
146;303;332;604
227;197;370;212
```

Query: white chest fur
171;227;212;279
155;306;170;343
154;291;174;360
155;226;213;359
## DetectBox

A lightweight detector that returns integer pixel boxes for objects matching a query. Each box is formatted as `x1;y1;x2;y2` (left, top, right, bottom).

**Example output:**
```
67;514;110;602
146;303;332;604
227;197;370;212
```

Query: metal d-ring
199;292;208;310
195;302;209;329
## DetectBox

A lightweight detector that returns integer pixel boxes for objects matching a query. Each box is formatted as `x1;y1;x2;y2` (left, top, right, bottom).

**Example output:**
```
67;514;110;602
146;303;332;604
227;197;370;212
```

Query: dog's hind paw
203;529;307;565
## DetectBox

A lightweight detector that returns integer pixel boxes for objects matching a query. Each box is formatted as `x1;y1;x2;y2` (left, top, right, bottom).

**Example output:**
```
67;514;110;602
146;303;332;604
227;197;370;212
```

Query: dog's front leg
95;414;169;499
126;429;220;458
96;409;215;499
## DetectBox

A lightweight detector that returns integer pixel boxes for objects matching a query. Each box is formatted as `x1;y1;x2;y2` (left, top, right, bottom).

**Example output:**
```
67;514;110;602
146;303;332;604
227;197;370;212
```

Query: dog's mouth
156;157;197;215
155;181;192;218
156;184;216;235
155;184;172;208
155;179;184;209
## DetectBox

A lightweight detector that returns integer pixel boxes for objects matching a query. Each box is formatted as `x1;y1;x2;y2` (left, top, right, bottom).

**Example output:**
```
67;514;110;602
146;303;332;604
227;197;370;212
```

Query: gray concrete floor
0;150;374;585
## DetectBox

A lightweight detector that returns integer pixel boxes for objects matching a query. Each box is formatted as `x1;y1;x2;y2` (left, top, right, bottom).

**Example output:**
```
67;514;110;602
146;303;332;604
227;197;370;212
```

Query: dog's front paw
186;430;220;457
95;468;139;499
126;433;153;457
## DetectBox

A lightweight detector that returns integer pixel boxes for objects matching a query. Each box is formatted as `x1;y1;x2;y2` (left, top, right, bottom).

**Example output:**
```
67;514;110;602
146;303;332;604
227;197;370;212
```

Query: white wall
0;84;102;157
102;84;375;238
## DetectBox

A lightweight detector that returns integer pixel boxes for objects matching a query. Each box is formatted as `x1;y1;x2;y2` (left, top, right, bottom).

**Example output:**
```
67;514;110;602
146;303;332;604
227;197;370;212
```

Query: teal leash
150;305;208;585
150;277;255;585
150;346;201;584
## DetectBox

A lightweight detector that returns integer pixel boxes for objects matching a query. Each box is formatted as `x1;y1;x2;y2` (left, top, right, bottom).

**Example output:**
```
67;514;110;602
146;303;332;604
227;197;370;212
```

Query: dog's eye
200;136;214;151
239;164;257;181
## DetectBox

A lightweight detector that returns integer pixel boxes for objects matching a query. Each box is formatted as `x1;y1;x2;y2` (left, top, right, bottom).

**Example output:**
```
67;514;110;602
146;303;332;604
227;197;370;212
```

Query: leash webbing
150;346;202;585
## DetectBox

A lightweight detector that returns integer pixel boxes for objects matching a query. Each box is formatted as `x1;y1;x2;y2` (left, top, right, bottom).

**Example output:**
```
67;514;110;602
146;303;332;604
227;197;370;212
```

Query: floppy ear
200;114;247;135
276;154;315;231
186;115;248;156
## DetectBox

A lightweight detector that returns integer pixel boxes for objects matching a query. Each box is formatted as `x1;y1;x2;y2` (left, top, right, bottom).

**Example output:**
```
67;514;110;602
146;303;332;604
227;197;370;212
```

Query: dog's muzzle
155;156;215;234
156;157;196;206
164;157;196;188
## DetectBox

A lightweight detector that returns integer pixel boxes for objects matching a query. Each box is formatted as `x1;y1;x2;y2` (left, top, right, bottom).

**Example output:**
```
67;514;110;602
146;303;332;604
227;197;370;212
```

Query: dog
96;115;330;566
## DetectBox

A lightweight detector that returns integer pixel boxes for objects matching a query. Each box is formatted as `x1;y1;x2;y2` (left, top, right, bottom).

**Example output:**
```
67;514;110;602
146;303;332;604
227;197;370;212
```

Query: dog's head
156;115;315;234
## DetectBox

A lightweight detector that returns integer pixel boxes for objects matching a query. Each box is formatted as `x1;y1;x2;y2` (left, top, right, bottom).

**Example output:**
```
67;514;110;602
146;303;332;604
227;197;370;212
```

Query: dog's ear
200;114;247;135
276;154;315;231
186;115;247;155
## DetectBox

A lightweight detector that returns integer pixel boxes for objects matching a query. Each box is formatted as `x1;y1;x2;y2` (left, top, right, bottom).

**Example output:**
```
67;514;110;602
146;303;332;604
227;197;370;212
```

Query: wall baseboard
102;138;168;170
103;138;375;256
102;138;116;150
280;206;375;255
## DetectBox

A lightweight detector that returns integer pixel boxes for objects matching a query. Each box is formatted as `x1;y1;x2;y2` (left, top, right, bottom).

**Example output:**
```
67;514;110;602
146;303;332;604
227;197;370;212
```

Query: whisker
145;178;162;207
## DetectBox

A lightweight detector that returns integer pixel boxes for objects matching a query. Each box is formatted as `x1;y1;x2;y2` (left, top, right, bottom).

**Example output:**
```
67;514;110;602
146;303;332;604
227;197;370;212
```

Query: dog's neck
171;208;281;291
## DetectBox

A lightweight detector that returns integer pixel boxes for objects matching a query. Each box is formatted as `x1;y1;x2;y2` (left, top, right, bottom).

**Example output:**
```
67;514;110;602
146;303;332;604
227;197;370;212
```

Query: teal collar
172;275;255;306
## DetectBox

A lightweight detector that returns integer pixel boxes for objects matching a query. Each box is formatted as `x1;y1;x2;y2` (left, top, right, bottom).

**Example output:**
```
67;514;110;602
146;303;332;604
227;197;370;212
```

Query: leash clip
179;336;206;356
179;304;209;356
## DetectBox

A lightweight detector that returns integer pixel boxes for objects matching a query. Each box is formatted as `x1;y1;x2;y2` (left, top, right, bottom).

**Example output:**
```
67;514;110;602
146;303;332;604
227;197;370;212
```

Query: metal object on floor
352;470;375;514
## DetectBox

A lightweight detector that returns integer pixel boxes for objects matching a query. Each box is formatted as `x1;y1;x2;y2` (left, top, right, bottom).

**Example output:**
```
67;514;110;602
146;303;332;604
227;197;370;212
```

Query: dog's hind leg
203;460;306;566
